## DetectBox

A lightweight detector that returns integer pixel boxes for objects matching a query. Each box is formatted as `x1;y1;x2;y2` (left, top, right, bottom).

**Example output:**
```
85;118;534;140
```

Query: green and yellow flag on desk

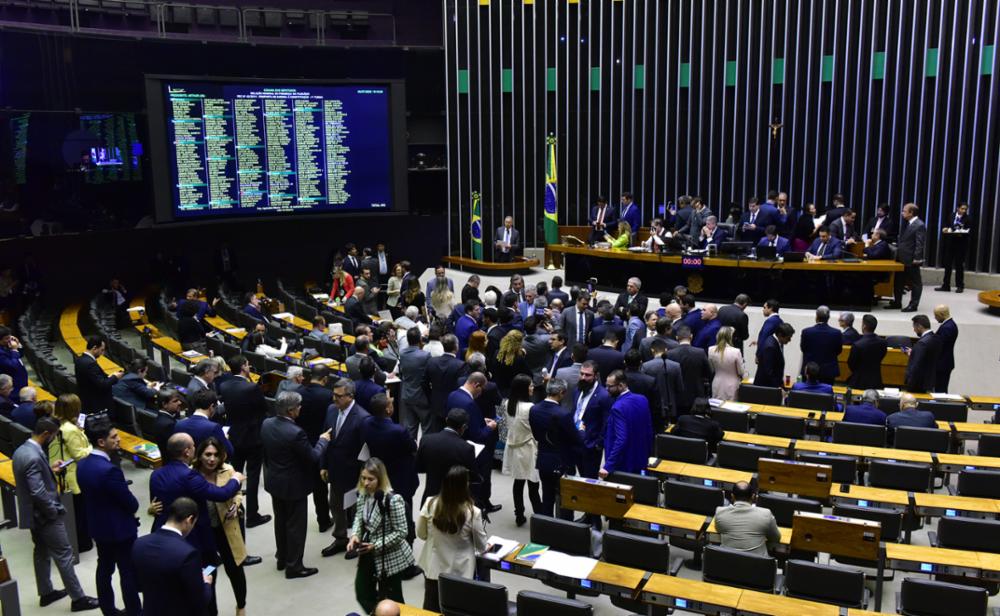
544;134;558;245
471;191;483;260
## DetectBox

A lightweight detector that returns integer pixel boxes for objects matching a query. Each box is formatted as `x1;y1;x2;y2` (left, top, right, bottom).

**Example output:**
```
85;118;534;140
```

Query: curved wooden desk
442;254;540;273
979;290;1000;312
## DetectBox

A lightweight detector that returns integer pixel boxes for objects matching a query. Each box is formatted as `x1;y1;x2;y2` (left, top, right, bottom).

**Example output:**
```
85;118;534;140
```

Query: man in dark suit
601;370;653;477
353;356;386;410
151;388;184;456
846;315;888;390
261;390;331;578
545;331;573;377
445;373;499;512
75;335;124;413
756;225;791;256
425;334;466;433
589;305;625;349
216;355;270;528
185;358;219;396
0;325;29;395
344;287;373;325
693;304;723;351
568;361;612;483
667;326;713;415
363;393;419;545
613;277;648;321
638;317;679;362
295;364;335;532
494;216;520;262
588;330;626;380
242;292;270;323
132;497;212;616
624;350;661;433
173;389;233;457
641;340;685;427
589;196;618;243
397;327;432;440
320;378;371;557
935;203;972;292
529;378;583;519
416;408;478;503
886;393;937;443
903;314;942;393
679;295;705;338
562;294;595;347
344;336;387;384
738;199;776;245
891;203;927;312
754;323;795;388
112;357;158;410
843;390;887;425
838;311;861;344
718;294;751;353
806;226;844;261
800;306;842;384
618;192;641;231
755;299;783;360
13;417;100;611
547;276;571;307
77;417;141;615
863;229;892;259
829;209;860;245
865;204;895;242
341;243;361;277
933;305;959;392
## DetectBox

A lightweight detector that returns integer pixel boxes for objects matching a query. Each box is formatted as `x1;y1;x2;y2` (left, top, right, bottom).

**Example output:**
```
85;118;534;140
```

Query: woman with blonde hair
385;263;405;318
488;329;531;398
49;393;93;551
606;220;633;251
464;330;487;360
709;326;745;400
429;276;455;318
416;465;488;610
347;457;414;613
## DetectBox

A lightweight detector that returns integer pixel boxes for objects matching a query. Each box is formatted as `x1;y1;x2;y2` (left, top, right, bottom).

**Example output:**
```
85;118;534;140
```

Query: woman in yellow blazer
49;393;92;551
606;220;633;251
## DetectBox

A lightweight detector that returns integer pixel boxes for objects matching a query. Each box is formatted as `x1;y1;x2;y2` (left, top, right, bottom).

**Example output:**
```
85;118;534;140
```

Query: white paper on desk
272;312;293;320
881;388;901;398
531;551;598;580
312;293;329;302
931;393;965;401
357;443;371;462
721;401;751;412
468;440;486;458
181;350;202;358
344;489;358;510
483;536;520;561
126;306;145;313
225;327;246;335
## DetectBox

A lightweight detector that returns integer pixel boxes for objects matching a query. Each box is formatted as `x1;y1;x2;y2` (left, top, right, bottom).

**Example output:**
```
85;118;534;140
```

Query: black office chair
134;408;158;439
437;573;510;616
756;493;822;527
0;416;14;456
956;470;1000;499
737;384;783;405
702;545;778;592
711;408;750;433
516;591;592;616
878;396;901;416
170;367;191;387
897;577;988;616
607;471;660;506
917;401;968;423
868;459;932;493
716;441;776;472
832;421;886;447
206;335;226;357
529;516;597;598
602;530;674;615
977;434;1000;458
832;504;903;543
894;426;951;453
663;480;724;569
783;559;868;608
934;517;1000;554
785;390;835;413
797;452;858;484
111;397;140;435
655;433;709;464
8;421;31;454
754;413;806;439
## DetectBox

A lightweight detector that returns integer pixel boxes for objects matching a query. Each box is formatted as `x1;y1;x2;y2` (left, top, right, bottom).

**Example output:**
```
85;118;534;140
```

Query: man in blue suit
806;226;843;261
754;323;795;388
843;389;887;426
693;304;722;351
0;326;29;395
132;497;212;616
454;300;481;355
756;225;790;256
320;379;371;557
679;296;705;338
445;373;499;511
589;196;618;243
697;216;728;249
353;356;386;411
739;199;778;245
618;192;641;231
755;299;783;360
568;361;612;480
933;305;959;392
363;393;419;545
863;228;892;259
78;417;141;616
173;389;234;458
529;378;583;519
242;292;270;322
799;306;842;384
600;370;653;476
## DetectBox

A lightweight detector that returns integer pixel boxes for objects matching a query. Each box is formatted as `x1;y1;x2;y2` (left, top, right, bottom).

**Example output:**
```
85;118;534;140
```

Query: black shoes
318;520;333;533
246;514;272;528
39;590;68;607
886;302;902;309
276;561;285;571
400;565;423;580
243;555;262;566
70;596;100;612
485;503;503;514
956;287;964;293
321;540;348;557
934;286;950;292
515;515;527;527
902;305;919;313
285;567;318;579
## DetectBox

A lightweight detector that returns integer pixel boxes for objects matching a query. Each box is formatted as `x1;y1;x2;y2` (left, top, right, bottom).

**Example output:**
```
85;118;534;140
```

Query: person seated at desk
11;386;41;430
843;389;887;426
756;225;790;256
176;288;219;322
113;357;159;410
886;392;936;443
697;216;728;249
243;328;288;360
641;217;671;251
792;362;834;395
177;301;208;354
604;220;633;251
0;374;15;418
307;315;334;343
276;365;305;396
806;226;843;261
713;481;782;557
670;398;723;451
863;228;892;259
243;293;270;323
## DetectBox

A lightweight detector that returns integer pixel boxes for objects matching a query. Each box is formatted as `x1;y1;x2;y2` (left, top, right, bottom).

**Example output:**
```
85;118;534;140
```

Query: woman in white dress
501;374;540;527
709;326;745;400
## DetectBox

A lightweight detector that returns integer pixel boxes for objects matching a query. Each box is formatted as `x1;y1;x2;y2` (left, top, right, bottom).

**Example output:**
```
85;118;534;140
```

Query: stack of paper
515;543;549;563
483;536;520;561
532;551;598;579
181;350;202;358
271;312;293;320
931;393;965;402
880;388;901;398
721;401;751;412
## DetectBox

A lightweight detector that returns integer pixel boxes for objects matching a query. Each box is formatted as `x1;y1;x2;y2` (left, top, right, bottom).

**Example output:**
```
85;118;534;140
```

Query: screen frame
144;74;408;224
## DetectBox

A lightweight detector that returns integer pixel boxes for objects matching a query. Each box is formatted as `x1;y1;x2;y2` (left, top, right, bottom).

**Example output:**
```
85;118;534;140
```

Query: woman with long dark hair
501;374;540;526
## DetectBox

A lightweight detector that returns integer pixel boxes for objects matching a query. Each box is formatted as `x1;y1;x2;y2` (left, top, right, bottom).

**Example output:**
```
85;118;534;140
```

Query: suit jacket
446;388;494;447
681;309;705;337
363;416;418;498
846;333;888;390
522;333;552;379
529;399;583;475
345;352;387;385
717;305;750;349
322;402;372;494
866;215;895;241
587;346;625;381
589;204;618;236
713;502;782;556
756;315;783;356
494;226;521;255
397;346;431;408
485;324;506;359
416;428;478;500
561;306;595;346
0;347;28;394
113;372;158;410
454;314;480;355
905;332;942;393
863;240;892;259
613;292;649;320
344;296;373;325
756;235;790;256
216;376;267;450
638;334;679;362
693;319;723;351
829;216;858;242
753;335;786;388
11;402;37;430
555;364;583;407
841;326;861;345
547;288;571;307
618;203;641;231
76;452;139;542
151;411;178;456
589;318;626;349
426;353;466;418
641;356;685;420
75;353;118;412
261;415;328;500
149;460;241;555
343;254;362;277
624;370;660;429
896;218;926;265
12;439;64;529
296;382;333;444
886;409;937;441
800;323;843;382
806;237;843;260
544;347;573;377
568;384;612;450
936;318;958;374
353;379;385;411
843;403;887;426
603;391;653;475
132;528;210;616
739;209;777;244
671;414;724;449
668;344;712;410
174;414;234;458
242;303;270;323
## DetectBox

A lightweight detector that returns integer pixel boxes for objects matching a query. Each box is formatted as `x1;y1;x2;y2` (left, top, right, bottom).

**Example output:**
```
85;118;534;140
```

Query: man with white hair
518;284;539;320
12;385;39;429
614;277;648;321
482;289;498;308
838;312;860;344
277;366;305;395
0;373;15;416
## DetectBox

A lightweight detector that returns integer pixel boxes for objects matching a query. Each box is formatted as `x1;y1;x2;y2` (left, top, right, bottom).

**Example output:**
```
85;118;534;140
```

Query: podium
757;458;833;499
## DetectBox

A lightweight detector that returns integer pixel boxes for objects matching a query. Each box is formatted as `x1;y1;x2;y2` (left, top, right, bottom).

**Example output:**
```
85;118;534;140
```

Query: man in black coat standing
320;378;371;557
933;305;959;392
74;335;124;413
424;334;466;433
666;326;713;415
754;323;795;388
416;408;478;504
846;315;887;390
717;294;751;354
295;364;335;532
217;355;271;528
891;203;927;312
260;391;331;579
904;314;942;393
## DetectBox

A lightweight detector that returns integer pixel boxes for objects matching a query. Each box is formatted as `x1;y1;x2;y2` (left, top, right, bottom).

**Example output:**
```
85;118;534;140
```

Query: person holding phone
48;393;94;553
416;465;489;611
347;458;415;613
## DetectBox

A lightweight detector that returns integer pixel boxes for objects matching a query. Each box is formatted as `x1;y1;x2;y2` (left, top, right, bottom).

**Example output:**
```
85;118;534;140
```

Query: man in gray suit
397;327;432;439
561;293;595;347
678;197;709;243
494;216;520;262
891;202;927;312
13;417;100;610
522;316;552;385
641;339;685;428
555;343;588;409
344;335;387;385
186;358;218;395
712;481;782;557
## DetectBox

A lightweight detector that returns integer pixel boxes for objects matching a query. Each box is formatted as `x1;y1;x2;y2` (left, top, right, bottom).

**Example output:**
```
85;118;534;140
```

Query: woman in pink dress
709;326;745;400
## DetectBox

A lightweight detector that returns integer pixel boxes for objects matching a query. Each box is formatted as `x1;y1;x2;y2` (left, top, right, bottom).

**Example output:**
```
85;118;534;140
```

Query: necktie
335;410;347;437
771;240;776;247
578;312;585;343
378;253;387;274
954;215;961;228
750;212;756;225
550;350;560;375
575;392;586;430
597;207;604;224
504;229;510;250
818;242;826;257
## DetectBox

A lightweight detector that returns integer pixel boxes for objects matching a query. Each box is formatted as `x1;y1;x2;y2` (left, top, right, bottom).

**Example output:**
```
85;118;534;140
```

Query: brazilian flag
544;135;558;245
471;191;483;260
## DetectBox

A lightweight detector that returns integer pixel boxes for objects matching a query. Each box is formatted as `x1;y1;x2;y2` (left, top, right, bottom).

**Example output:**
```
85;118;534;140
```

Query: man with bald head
374;599;401;616
712;481;782;557
692;304;721;351
445;372;499;511
933;305;958;392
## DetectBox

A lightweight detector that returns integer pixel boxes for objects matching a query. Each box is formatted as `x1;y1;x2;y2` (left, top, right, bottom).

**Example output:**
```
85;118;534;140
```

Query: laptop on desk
756;245;778;261
783;252;806;263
